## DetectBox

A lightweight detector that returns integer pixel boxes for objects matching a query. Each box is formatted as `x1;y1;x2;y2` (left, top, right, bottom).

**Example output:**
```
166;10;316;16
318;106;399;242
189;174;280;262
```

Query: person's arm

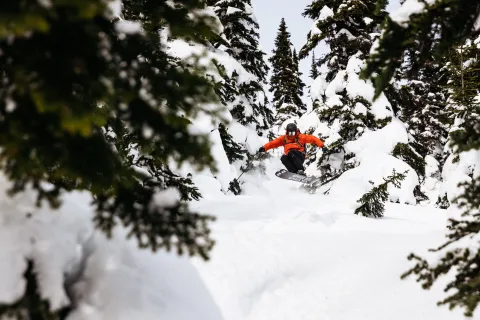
262;136;285;151
301;134;324;148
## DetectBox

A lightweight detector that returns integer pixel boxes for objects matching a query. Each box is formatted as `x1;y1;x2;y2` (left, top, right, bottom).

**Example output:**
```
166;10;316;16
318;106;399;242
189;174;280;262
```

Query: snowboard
275;169;342;194
275;169;319;185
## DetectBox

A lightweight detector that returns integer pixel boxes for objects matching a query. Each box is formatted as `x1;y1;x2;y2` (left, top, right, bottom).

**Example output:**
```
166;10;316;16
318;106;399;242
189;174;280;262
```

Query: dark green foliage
354;170;408;218
0;260;71;320
269;18;306;124
316;138;346;181
0;0;223;316
383;18;480;312
315;138;358;185
209;0;273;132
316;96;391;141
227;151;268;195
401;38;480;316
446;42;480;110
301;0;391;184
445;39;480;155
218;123;246;164
392;48;450;172
208;0;268;81
300;0;388;80
104;119;203;202
94;185;215;255
361;0;480;99
212;65;263;130
0;0;218;204
392;143;426;178
267;130;276;141
207;0;272;192
402;176;480;317
238;79;274;132
355;180;389;218
293;49;306;104
413;185;429;203
436;193;450;209
312;94;391;178
228;178;242;195
310;52;319;80
101;122;216;257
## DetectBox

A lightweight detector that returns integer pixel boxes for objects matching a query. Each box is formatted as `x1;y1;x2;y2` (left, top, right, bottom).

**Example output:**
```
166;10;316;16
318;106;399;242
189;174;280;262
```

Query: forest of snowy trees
0;0;478;318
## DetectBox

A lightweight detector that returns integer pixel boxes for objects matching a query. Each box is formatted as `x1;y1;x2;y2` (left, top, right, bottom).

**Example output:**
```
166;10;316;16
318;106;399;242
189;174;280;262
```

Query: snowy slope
190;160;474;320
0;155;475;319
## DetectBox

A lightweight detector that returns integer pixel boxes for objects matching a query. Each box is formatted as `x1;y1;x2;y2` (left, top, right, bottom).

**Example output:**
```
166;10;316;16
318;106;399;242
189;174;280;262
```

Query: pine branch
354;170;408;218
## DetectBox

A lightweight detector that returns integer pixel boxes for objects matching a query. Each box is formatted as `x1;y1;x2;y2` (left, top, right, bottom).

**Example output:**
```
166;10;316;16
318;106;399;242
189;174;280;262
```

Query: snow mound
191;177;470;320
329;119;418;205
0;173;223;320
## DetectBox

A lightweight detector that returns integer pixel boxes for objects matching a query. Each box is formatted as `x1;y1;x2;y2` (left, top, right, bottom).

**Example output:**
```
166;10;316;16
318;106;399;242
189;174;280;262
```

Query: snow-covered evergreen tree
269;18;306;126
362;0;480;99
354;170;407;218
403;37;480;317
300;0;391;182
293;49;306;108
385;43;451;204
362;0;480;315
202;0;275;195
310;52;319;80
208;0;274;133
300;0;388;77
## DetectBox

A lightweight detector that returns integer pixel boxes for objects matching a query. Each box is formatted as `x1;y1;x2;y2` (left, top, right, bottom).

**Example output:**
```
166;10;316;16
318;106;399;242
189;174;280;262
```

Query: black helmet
286;123;297;136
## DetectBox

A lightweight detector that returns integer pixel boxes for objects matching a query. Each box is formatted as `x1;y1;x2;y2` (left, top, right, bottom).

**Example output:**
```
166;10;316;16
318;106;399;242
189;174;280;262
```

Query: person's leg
288;150;306;173
281;154;297;172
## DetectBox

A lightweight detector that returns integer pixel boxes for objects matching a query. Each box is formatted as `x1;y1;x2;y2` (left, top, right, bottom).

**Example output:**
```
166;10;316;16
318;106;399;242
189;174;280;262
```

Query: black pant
281;150;305;173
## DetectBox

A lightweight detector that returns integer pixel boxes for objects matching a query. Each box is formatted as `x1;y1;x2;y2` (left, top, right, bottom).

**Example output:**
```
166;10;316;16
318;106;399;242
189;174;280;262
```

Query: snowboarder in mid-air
258;123;325;175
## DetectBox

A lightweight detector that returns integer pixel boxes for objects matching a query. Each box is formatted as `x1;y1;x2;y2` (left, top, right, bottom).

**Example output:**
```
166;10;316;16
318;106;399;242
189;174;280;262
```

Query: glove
258;146;265;153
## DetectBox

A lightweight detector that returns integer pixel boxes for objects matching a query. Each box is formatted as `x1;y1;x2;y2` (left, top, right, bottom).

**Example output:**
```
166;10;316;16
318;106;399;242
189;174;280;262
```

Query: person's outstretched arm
259;136;285;152
301;134;324;148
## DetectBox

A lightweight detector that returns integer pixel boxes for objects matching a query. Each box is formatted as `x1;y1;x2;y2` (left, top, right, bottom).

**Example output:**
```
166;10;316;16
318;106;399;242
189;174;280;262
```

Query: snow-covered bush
355;170;408;218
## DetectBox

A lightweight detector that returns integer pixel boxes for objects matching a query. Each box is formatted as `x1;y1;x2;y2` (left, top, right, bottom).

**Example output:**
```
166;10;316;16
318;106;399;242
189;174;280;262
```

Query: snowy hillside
1;159;475;319
192;170;463;320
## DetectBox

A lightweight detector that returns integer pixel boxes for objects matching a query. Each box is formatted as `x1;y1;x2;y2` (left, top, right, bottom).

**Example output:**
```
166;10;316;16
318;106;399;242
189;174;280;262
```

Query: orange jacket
263;133;324;155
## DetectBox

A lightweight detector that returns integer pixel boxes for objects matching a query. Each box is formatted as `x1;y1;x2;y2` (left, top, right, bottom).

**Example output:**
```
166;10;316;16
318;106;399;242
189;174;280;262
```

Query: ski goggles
286;130;296;136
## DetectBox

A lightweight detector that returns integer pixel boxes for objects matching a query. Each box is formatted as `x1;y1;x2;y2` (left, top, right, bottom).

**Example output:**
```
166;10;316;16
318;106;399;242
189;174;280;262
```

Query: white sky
251;0;401;108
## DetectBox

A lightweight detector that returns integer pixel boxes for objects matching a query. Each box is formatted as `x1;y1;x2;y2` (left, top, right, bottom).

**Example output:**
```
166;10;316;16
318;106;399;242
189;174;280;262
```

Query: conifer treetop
310;52;319;80
270;18;294;70
269;18;306;123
